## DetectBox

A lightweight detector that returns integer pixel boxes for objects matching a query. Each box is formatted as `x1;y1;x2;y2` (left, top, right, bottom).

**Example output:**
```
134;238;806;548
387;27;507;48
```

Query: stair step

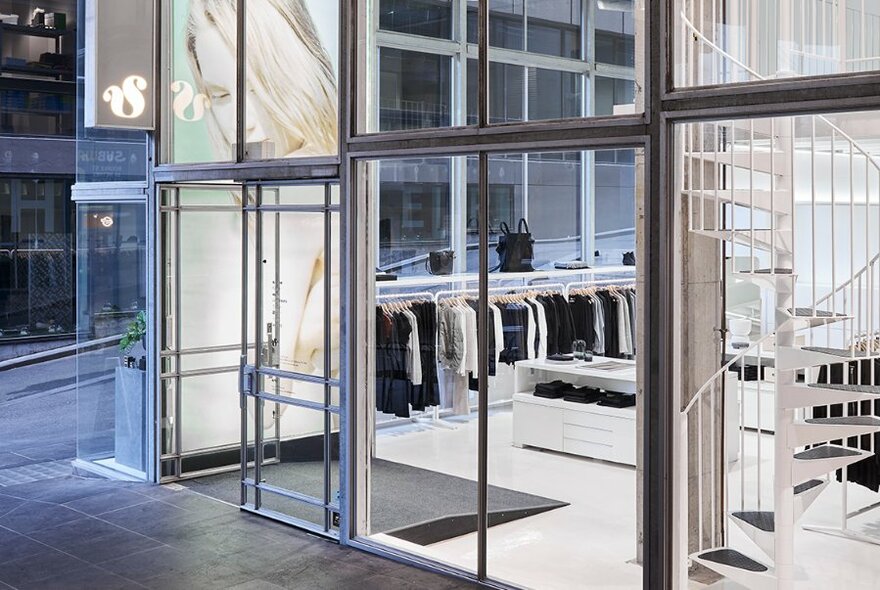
781;308;853;329
795;445;862;460
792;443;872;484
809;383;880;395
805;416;880;426
687;150;786;175
699;548;769;572
690;189;793;214
691;229;793;253
802;346;871;358
790;416;880;447
794;479;824;495
731;511;775;532
691;548;776;590
778;346;875;370
779;382;880;408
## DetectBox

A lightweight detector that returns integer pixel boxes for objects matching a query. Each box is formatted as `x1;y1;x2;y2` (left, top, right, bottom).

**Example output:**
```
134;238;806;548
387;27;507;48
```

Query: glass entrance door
239;183;341;537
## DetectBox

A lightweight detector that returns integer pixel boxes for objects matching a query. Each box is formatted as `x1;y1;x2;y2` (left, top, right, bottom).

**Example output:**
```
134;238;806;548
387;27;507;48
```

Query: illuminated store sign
85;0;155;130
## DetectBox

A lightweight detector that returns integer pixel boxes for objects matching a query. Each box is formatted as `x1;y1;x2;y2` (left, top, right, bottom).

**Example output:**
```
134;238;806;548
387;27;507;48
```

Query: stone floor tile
0;502;82;534
64;489;155;516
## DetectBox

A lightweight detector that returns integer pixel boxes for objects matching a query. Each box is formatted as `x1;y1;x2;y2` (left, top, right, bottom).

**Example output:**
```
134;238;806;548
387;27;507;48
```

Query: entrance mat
183;458;568;545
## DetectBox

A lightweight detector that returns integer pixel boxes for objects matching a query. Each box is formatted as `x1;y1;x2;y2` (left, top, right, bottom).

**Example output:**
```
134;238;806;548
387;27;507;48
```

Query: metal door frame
239;181;342;539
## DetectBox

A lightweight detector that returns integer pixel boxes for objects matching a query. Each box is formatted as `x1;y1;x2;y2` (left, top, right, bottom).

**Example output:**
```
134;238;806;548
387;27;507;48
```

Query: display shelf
0;24;73;38
376;265;637;289
512;356;638;466
514;357;637;395
1;64;73;78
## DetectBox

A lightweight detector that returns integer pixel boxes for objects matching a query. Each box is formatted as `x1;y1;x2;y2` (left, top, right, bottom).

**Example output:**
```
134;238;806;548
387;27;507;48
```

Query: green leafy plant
120;311;147;354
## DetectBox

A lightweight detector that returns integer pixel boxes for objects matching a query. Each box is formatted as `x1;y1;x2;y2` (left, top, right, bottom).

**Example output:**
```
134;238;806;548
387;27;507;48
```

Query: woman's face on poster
194;23;276;151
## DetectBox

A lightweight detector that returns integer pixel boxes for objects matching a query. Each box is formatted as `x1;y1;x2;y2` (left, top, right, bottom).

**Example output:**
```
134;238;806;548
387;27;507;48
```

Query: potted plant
120;311;147;370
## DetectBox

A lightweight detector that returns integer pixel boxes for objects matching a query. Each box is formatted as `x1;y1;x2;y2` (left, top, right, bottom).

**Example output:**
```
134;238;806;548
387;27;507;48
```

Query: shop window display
364;148;642;588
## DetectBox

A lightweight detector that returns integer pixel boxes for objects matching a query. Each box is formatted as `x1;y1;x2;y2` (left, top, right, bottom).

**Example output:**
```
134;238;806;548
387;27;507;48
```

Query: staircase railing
680;332;776;567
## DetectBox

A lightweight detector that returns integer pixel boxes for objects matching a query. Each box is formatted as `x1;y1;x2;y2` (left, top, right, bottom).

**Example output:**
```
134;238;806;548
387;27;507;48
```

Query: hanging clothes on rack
567;284;636;360
375;298;440;418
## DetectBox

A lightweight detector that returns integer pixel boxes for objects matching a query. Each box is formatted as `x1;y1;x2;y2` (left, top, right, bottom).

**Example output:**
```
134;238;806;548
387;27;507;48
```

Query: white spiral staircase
679;2;880;588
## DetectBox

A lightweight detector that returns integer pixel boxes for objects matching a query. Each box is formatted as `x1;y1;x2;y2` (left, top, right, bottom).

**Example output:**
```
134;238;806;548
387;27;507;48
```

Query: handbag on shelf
427;250;455;276
494;218;535;273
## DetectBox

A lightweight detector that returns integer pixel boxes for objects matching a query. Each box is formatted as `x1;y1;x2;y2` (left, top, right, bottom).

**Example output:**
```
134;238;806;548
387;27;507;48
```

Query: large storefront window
75;202;148;478
0;178;75;344
360;147;643;588
162;0;339;164
361;0;643;133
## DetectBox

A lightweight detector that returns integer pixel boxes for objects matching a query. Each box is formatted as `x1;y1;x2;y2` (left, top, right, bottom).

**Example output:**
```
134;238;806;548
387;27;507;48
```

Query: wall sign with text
85;0;155;130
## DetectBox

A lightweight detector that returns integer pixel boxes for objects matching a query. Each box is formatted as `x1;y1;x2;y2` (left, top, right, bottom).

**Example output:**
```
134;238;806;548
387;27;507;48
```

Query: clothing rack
564;278;636;299
374;291;456;430
376;291;435;302
434;283;568;303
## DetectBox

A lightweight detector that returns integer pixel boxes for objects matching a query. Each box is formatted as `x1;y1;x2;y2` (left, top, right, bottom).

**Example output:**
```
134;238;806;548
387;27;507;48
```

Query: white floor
373;407;643;590
371;409;880;590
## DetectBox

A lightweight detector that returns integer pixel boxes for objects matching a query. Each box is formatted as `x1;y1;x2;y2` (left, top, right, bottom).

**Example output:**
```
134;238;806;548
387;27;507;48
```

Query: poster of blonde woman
171;0;340;453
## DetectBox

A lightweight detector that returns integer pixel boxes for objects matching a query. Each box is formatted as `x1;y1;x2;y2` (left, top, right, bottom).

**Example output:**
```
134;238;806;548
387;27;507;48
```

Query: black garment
499;303;529;365
569;294;597;352
552;294;576;354
375;309;414;418
410;302;440;412
537;295;559;356
597;291;621;358
598;392;636;408
534;380;570;399
814;360;880;492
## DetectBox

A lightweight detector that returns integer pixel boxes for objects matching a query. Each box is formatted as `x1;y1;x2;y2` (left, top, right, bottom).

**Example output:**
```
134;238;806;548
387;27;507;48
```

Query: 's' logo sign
171;80;211;122
103;76;148;119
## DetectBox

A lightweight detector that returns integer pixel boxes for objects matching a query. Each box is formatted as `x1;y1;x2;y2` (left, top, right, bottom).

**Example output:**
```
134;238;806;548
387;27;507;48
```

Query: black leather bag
495;218;535;272
427;250;455;275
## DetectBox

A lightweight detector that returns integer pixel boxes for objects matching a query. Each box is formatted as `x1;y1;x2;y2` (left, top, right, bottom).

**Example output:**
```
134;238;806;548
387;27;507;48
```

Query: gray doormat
184;458;567;545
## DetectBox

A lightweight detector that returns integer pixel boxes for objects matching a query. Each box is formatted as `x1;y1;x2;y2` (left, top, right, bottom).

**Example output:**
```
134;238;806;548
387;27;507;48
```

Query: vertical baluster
771;118;777;272
851;140;857;355
831;128;837;348
740;357;746;512
812;118;818;315
750;119;755;273
711;380;717;545
757;340;762;511
698;389;704;550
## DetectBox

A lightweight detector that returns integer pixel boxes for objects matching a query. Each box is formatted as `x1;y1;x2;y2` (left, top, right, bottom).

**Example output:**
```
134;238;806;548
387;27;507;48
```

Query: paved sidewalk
0;474;477;590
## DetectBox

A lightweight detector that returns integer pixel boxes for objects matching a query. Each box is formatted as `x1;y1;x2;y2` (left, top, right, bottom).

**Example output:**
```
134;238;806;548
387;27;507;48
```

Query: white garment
530;298;549;359
439;367;470;416
463;303;479;375
524;302;536;360
402;309;423;386
592;294;605;355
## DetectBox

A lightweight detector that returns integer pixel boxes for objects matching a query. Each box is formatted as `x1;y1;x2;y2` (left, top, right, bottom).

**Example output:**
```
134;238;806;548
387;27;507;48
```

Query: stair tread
789;308;847;318
739;268;793;275
805;416;880;426
697;548;770;573
802;346;871;358
794;445;862;460
794;479;824;495
731;511;775;532
807;383;880;395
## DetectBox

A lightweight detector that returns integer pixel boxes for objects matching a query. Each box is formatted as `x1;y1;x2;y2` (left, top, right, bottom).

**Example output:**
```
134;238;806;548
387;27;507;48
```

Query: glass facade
0;177;74;341
363;0;642;133
75;202;148;476
68;0;880;589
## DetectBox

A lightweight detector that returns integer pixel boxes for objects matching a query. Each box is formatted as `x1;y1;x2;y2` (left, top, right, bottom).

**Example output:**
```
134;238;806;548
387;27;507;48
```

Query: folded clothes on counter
533;380;570;399
562;385;604;404
597;392;636;408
